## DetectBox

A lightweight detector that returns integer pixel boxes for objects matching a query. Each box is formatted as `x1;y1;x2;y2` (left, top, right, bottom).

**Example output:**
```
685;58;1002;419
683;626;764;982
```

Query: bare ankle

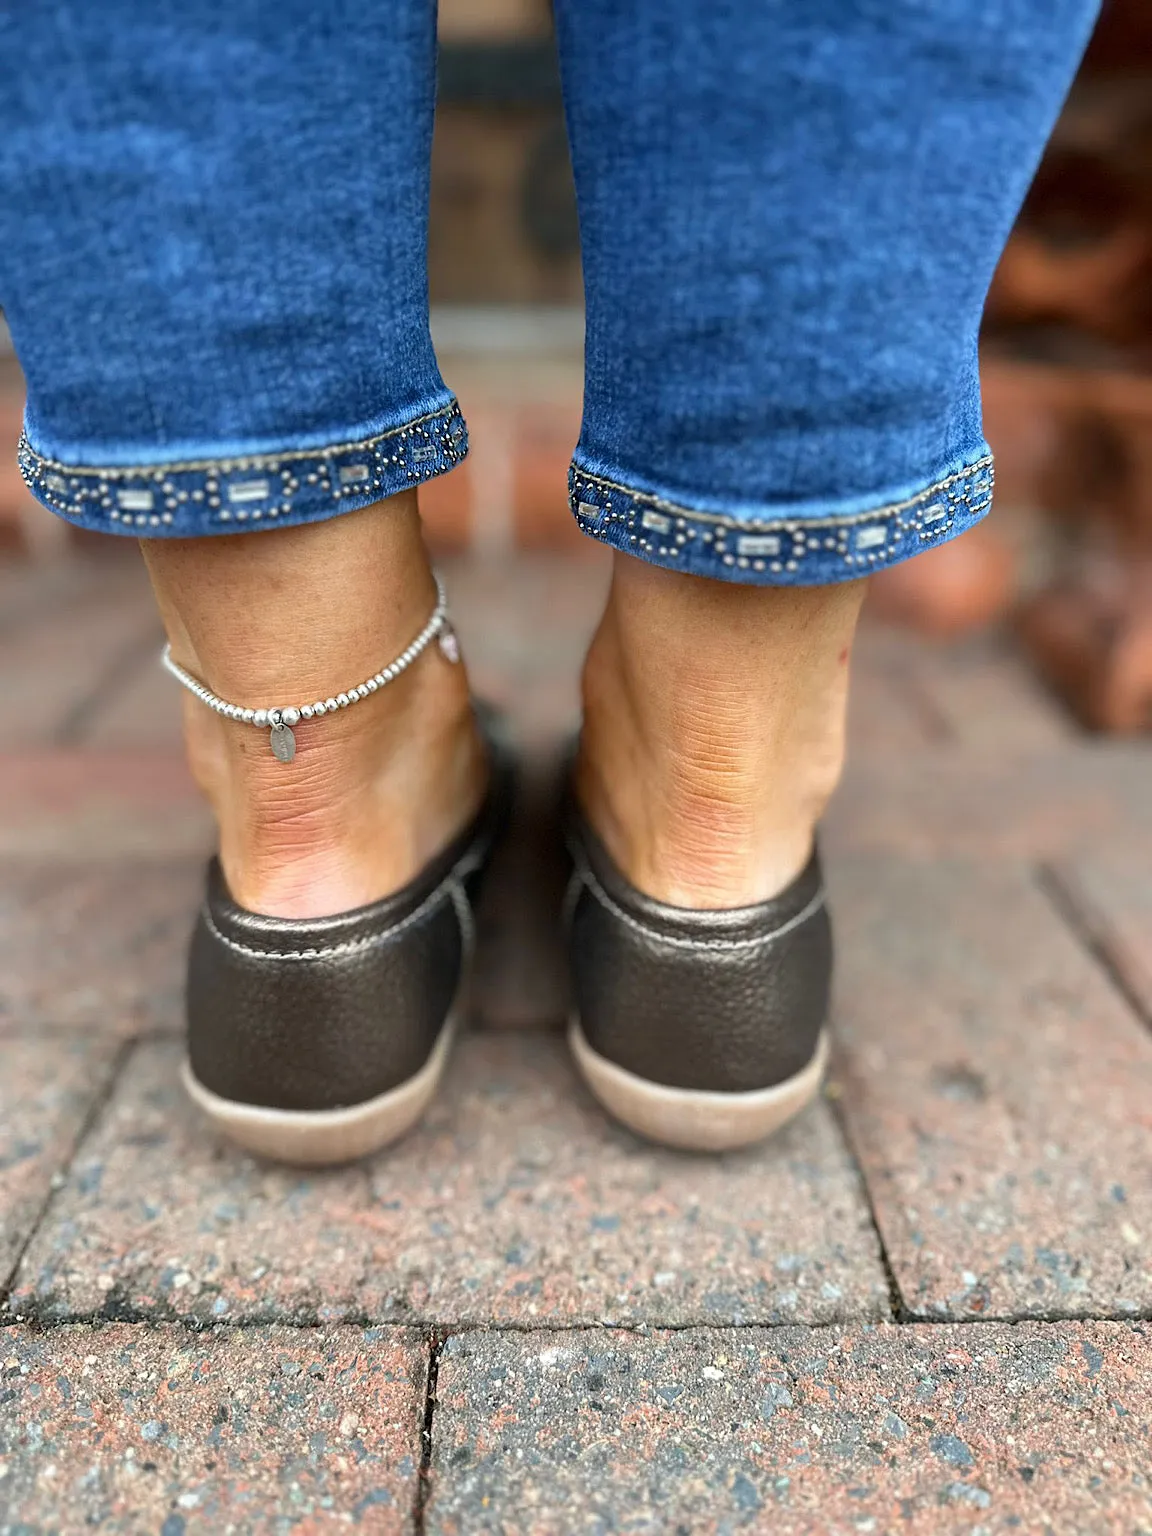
189;662;484;917
143;493;486;919
576;555;865;908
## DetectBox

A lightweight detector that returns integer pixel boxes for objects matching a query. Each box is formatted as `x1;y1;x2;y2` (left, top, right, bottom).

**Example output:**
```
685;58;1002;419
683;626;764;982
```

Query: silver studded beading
160;572;461;761
568;454;995;586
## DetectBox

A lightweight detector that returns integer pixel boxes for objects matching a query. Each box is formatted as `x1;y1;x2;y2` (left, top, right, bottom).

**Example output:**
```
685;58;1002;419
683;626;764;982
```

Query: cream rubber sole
569;1019;828;1152
182;1018;456;1167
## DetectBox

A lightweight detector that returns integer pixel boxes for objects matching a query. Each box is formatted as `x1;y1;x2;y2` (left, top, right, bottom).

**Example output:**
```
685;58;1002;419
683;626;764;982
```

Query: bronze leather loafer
565;807;831;1152
183;732;512;1166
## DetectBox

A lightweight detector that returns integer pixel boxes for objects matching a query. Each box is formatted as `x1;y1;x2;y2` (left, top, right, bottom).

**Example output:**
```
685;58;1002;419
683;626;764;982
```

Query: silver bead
242;708;255;723
356;685;369;699
336;693;349;708
313;701;327;716
300;704;313;720
281;706;300;727
253;709;268;728
366;678;378;692
325;698;337;713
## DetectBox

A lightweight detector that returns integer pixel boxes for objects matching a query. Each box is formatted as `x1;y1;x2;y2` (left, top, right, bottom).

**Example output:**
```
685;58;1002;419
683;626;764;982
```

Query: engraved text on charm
268;707;299;762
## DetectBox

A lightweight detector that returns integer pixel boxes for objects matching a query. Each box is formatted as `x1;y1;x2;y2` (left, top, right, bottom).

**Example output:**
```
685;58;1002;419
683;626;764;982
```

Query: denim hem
569;452;995;586
17;399;468;536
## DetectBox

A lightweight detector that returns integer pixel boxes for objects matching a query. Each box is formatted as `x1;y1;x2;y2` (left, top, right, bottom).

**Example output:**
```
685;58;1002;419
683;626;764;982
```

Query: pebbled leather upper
566;810;831;1093
186;738;512;1113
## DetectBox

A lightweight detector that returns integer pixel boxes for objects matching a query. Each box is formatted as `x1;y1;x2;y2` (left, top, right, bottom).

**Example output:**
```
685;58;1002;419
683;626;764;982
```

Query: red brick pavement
1;541;1150;1529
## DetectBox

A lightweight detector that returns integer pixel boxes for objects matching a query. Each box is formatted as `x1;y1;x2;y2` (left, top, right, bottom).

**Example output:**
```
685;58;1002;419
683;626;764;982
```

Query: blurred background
1;0;1151;736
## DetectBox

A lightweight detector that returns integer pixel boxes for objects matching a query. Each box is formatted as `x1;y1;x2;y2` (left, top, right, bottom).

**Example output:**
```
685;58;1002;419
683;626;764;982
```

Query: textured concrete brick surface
82;650;186;749
827;745;1152;859
0;554;140;639
0;579;159;746
443;553;607;747
0;751;213;860
0;1035;119;1284
0;1323;426;1532
13;1035;887;1328
0;861;198;1034
861;628;1075;751
830;858;1152;1319
428;1320;1152;1534
1051;852;1152;1023
844;630;938;753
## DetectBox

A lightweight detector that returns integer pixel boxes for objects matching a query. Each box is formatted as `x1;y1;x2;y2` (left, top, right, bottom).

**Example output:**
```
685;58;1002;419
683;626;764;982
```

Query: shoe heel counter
186;901;463;1113
568;879;831;1095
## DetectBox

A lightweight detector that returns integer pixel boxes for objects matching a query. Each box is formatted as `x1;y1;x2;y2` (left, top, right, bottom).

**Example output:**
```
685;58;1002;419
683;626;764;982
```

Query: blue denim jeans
0;0;1097;585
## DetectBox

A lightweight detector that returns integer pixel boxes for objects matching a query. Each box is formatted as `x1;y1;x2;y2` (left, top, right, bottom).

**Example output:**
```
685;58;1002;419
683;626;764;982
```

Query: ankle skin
576;555;866;909
142;493;487;919
182;659;484;917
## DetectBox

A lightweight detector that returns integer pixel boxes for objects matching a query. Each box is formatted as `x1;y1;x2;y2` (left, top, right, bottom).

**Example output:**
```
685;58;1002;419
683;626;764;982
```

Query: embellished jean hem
17;399;468;536
569;449;995;586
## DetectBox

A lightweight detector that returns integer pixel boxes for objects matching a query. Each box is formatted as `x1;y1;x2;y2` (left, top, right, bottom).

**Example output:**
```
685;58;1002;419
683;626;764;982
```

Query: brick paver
861;627;1076;750
428;1320;1152;1534
0;565;158;746
0;553;140;639
3;545;1152;1527
1051;850;1152;1022
845;632;939;752
81;648;186;748
0;1323;426;1532
826;743;1152;858
12;1034;888;1328
831;857;1152;1319
0;861;198;1034
442;552;607;746
0;1035;119;1284
0;751;212;860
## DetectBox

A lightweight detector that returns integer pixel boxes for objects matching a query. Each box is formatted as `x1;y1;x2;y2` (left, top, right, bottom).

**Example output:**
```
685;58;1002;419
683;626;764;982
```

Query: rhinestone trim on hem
570;453;994;585
17;399;468;534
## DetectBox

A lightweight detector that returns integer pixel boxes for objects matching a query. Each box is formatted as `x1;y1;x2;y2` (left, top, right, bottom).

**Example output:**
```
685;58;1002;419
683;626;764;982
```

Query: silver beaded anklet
160;571;460;762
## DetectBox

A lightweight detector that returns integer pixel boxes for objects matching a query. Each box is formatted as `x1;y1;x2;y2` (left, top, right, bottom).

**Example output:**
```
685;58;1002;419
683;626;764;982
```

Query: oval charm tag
269;723;296;762
438;623;461;665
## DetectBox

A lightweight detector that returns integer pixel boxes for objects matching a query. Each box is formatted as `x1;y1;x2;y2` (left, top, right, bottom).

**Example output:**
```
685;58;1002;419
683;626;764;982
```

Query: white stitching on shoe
570;853;826;951
560;867;584;934
201;848;484;962
449;879;475;965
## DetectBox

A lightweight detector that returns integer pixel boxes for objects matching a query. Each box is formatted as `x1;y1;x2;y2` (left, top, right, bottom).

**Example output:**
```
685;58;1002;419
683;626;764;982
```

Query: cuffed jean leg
0;0;463;536
553;0;1099;586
